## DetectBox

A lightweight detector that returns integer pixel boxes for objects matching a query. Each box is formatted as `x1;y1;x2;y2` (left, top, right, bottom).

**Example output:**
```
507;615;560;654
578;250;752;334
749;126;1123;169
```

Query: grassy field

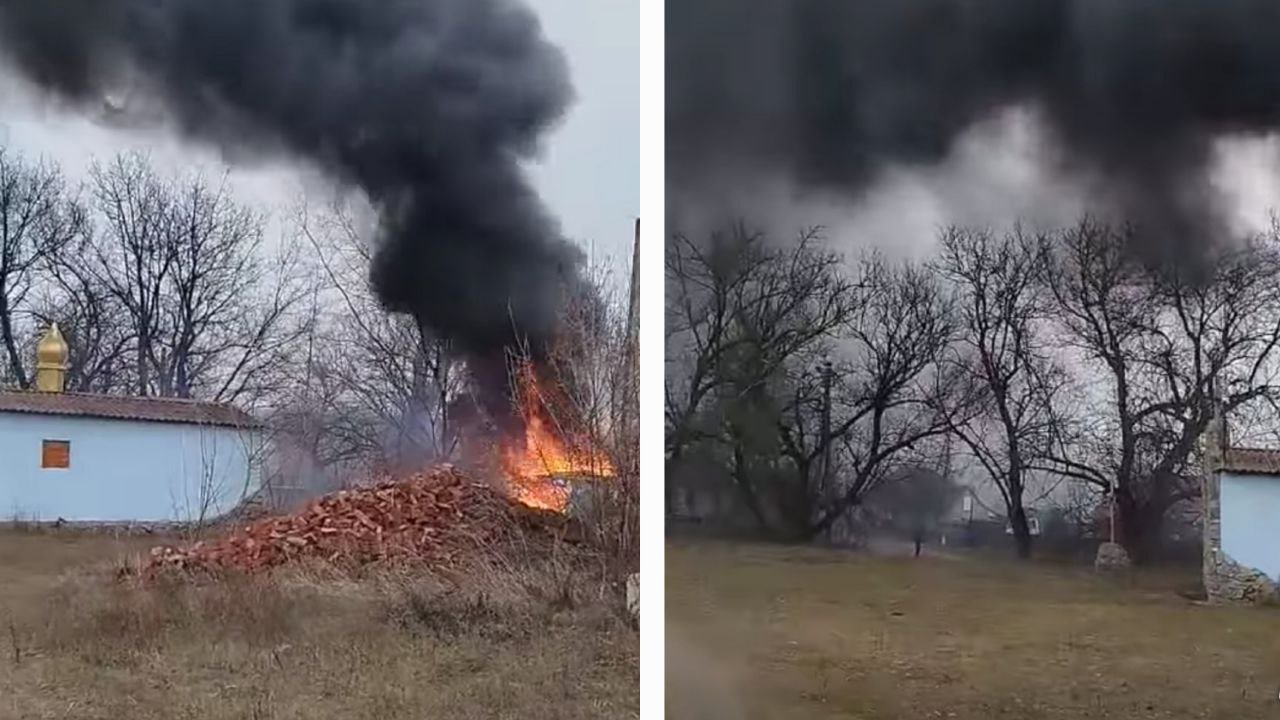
0;530;638;719
667;540;1280;720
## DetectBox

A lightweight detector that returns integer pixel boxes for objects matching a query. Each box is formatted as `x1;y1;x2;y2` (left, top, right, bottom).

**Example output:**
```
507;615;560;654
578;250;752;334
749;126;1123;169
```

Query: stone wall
1204;545;1279;605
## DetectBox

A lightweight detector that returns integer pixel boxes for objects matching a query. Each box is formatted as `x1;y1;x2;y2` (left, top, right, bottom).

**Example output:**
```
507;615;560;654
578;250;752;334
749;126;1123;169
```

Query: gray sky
0;0;639;270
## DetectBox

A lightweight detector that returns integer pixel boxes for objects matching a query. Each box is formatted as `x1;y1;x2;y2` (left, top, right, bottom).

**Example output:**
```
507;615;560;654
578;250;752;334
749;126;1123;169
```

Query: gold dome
34;323;67;393
36;323;68;367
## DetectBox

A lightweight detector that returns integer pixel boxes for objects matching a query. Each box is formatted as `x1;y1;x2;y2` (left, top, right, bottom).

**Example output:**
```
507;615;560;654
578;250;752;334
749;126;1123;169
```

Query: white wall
1220;472;1280;580
0;412;259;523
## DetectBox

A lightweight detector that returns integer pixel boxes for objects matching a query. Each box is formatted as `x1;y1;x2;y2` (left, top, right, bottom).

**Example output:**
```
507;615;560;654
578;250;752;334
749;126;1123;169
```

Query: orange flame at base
500;371;616;513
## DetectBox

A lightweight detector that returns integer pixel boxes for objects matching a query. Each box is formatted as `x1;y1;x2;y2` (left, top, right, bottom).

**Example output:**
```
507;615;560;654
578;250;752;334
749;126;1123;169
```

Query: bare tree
524;253;640;576
29;263;134;394
665;227;966;539
87;152;174;396
1040;218;1280;561
934;226;1063;558
793;256;963;539
159;170;309;403
0;150;85;388
664;225;856;515
180;180;305;404
292;198;462;470
79;153;311;405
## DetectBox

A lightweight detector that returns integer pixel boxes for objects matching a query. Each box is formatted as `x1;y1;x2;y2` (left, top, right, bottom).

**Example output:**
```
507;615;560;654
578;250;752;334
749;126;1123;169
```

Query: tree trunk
136;335;151;396
1139;510;1166;563
1116;490;1168;565
664;448;681;516
1115;488;1146;563
730;445;768;531
0;295;28;389
787;457;816;539
174;344;191;398
805;492;861;541
1119;513;1145;563
1009;504;1033;559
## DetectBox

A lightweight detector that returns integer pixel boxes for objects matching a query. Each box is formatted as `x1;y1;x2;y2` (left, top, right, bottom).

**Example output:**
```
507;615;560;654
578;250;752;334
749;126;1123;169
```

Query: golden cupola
34;322;68;393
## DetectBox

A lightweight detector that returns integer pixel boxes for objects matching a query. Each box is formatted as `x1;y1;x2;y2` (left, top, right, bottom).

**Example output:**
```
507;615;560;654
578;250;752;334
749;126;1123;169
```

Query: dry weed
0;531;637;719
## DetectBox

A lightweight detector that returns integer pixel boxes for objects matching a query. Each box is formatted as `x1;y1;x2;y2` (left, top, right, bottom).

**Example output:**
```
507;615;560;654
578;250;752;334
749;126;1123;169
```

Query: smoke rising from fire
0;0;583;364
668;0;1280;265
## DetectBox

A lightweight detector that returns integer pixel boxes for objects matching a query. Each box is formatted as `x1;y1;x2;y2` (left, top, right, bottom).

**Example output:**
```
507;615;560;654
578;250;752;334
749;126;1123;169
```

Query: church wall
0;412;260;523
1219;472;1280;580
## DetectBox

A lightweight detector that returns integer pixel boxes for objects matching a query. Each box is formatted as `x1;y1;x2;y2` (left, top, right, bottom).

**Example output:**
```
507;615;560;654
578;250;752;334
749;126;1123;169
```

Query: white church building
0;324;263;524
1202;406;1280;604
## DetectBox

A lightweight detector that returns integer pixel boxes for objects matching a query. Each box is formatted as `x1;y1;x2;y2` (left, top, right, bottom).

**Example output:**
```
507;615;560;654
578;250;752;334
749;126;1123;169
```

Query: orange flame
501;368;615;512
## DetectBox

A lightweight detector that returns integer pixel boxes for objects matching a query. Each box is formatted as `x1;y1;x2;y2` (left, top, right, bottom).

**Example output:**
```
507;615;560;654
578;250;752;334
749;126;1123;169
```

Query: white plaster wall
1220;472;1280;580
0;411;259;522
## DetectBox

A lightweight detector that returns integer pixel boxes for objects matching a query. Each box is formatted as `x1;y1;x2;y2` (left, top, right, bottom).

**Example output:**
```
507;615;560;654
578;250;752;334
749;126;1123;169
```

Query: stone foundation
1205;549;1280;605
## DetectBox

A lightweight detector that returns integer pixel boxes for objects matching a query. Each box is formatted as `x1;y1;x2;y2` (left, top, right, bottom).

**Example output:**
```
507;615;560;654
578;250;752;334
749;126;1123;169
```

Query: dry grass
667;540;1280;720
0;530;638;719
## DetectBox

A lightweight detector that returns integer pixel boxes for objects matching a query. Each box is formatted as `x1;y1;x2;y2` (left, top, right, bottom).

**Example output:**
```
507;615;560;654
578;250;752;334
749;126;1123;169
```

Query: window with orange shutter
41;440;70;469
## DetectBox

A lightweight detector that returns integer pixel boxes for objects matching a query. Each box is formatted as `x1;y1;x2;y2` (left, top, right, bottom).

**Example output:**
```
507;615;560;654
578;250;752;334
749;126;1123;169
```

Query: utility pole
620;218;640;413
1109;481;1116;545
622;218;640;474
624;218;640;358
939;431;954;483
816;360;834;536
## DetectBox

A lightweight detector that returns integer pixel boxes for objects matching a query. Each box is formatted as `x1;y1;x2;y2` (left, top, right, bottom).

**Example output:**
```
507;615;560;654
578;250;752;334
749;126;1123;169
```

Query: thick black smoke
669;0;1280;265
0;0;581;380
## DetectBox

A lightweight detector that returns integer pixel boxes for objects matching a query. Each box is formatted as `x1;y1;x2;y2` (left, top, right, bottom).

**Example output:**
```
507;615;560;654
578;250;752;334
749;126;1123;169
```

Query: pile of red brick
147;465;558;575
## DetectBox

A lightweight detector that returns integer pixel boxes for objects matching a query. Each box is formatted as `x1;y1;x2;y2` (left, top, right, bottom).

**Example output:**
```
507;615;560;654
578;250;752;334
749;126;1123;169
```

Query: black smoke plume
0;0;582;410
669;0;1280;266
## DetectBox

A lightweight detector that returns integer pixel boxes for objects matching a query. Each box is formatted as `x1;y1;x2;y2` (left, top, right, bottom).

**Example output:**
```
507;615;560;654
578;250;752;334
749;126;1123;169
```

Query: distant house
958;493;1044;536
0;324;262;524
1005;514;1043;537
938;487;1055;548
